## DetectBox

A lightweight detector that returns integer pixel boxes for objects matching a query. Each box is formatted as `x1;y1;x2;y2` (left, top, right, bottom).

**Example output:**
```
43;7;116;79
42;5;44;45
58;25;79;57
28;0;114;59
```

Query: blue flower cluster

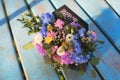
40;13;55;37
70;52;90;64
70;28;91;64
40;13;55;24
72;39;82;54
78;28;86;37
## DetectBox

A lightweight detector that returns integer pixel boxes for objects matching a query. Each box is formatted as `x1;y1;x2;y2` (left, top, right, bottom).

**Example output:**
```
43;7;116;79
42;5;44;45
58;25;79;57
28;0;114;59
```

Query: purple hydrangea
61;53;74;65
36;44;46;55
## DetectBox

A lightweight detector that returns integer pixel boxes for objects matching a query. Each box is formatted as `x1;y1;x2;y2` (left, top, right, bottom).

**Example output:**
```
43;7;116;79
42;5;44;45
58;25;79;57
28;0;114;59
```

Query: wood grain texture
0;0;23;80
76;0;120;51
3;0;58;80
106;0;120;16
52;0;120;80
26;0;100;80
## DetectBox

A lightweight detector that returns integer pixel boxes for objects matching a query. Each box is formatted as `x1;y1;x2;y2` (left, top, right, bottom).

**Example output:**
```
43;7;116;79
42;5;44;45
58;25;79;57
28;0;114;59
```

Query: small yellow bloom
47;24;53;31
45;37;52;44
62;42;66;47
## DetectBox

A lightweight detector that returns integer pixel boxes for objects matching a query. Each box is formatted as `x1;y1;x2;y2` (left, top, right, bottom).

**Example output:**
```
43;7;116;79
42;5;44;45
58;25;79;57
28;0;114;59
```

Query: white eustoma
57;46;65;56
65;34;74;42
33;32;43;45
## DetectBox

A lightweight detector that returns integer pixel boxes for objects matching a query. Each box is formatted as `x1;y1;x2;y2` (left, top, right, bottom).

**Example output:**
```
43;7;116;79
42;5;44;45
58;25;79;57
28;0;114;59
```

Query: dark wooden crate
53;5;88;31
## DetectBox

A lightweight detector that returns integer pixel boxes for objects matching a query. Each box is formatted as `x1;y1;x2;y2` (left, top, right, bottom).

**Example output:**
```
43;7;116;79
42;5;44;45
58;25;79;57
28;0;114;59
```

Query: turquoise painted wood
0;0;23;80
26;0;101;80
76;0;120;51
52;0;120;80
106;0;120;16
3;0;58;80
1;0;120;80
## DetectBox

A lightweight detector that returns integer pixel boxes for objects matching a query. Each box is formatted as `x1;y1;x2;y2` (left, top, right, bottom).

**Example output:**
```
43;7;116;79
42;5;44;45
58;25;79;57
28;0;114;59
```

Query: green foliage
90;57;100;66
90;70;97;78
79;70;85;76
96;40;105;44
54;11;64;20
17;11;41;35
23;42;34;50
55;67;65;80
43;43;52;50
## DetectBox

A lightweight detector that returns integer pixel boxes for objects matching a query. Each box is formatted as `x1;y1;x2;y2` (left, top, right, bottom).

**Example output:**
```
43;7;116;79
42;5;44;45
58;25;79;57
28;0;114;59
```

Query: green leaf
46;48;52;54
79;70;85;76
90;70;97;78
46;48;52;58
17;19;22;21
23;42;34;50
90;57;100;65
43;43;52;50
96;40;105;44
28;30;35;35
59;74;65;80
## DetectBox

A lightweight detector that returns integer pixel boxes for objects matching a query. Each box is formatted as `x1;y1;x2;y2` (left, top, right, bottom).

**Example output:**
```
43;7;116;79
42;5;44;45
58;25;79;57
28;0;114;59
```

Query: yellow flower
45;37;52;44
62;42;66;47
47;24;53;31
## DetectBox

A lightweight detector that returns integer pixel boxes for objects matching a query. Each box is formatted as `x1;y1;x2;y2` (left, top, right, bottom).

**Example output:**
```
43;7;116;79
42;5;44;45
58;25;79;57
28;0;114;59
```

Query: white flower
65;34;74;42
33;33;43;45
57;46;65;56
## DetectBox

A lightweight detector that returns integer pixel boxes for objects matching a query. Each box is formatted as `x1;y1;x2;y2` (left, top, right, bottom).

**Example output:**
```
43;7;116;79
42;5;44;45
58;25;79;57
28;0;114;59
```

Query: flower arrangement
17;5;104;80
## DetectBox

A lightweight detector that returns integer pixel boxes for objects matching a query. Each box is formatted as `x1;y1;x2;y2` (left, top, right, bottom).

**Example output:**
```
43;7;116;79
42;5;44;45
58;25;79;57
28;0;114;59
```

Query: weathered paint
0;0;23;80
1;0;120;80
3;0;58;80
106;0;120;16
76;0;120;51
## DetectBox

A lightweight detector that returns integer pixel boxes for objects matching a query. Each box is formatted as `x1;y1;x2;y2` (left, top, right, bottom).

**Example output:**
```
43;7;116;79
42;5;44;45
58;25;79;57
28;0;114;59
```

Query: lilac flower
40;13;55;24
61;52;74;65
71;22;79;28
78;28;86;37
36;44;46;55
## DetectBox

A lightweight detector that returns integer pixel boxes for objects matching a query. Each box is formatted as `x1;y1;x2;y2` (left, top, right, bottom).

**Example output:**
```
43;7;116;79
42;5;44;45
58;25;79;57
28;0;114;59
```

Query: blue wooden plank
3;0;58;80
26;0;54;16
76;0;120;52
106;0;120;16
27;0;101;80
52;0;120;80
0;0;23;80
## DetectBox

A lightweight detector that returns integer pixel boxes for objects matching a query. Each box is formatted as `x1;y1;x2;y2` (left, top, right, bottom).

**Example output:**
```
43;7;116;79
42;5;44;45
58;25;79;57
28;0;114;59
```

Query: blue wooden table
0;0;120;80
